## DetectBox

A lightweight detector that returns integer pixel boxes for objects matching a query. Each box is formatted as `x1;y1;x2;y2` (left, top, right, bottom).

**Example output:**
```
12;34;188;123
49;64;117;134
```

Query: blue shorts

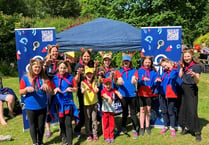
0;94;7;101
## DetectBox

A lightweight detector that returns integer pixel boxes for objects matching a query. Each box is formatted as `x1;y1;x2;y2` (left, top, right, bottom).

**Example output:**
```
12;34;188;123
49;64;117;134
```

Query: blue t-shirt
21;75;47;110
118;68;137;97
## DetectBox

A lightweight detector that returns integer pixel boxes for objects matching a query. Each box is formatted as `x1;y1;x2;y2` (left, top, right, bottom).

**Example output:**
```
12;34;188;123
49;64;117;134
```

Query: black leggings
26;108;47;144
122;97;139;130
59;114;73;145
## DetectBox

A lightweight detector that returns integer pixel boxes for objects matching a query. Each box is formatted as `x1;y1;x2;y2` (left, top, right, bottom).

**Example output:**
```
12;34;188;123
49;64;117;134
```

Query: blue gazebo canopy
56;18;141;52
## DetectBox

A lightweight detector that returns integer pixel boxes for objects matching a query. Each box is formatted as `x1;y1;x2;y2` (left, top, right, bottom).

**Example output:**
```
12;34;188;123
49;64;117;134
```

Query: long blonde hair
28;59;47;88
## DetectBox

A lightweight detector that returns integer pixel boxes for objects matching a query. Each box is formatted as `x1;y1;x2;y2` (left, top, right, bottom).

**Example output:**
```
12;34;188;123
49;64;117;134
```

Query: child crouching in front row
101;78;123;143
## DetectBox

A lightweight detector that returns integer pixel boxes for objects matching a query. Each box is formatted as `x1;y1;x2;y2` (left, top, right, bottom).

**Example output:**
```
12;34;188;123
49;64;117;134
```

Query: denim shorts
0;94;7;101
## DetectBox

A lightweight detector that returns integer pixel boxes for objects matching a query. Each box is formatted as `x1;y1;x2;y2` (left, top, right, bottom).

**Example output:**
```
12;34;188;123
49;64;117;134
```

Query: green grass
1;74;209;145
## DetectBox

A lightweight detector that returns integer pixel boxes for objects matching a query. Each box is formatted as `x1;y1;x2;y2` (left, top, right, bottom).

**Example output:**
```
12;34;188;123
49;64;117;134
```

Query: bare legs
0;100;7;125
5;94;15;118
139;106;151;129
0;94;14;125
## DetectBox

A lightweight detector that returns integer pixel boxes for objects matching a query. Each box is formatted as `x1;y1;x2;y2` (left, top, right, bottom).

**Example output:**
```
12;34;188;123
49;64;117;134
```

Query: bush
33;16;92;33
92;51;141;69
0;60;18;77
193;33;209;47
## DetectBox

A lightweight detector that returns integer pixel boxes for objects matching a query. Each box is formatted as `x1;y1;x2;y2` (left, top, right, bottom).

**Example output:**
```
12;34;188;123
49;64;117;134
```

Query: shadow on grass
199;117;209;132
45;135;61;145
114;115;132;139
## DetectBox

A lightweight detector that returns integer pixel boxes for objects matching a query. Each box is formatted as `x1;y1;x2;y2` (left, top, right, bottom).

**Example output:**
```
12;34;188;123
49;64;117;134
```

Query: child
81;66;99;142
19;59;52;145
98;52;123;83
178;49;202;142
115;54;139;139
98;52;123;114
158;58;179;137
101;78;123;143
137;56;161;136
52;60;79;145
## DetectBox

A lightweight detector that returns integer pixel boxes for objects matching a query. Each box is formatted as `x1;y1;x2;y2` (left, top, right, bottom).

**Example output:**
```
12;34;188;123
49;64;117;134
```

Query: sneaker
38;142;44;145
93;134;98;142
145;127;151;135
45;130;51;138
195;132;202;142
75;132;81;139
170;130;176;137
160;127;168;134
87;136;92;142
132;130;138;139
109;138;115;143
181;128;189;135
105;138;110;143
139;128;144;136
120;127;127;135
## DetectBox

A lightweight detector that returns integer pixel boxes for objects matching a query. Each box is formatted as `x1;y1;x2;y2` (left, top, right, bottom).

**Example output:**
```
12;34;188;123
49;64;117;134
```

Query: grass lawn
0;73;209;145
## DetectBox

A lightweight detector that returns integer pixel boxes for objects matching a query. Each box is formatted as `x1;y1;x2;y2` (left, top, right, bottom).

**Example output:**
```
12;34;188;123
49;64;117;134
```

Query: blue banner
141;26;182;128
15;28;57;131
141;26;182;73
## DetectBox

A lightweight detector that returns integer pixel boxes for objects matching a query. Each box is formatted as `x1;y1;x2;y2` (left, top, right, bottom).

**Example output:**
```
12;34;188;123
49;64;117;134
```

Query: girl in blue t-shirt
19;59;52;145
158;58;179;137
115;54;139;139
137;56;161;136
52;60;78;145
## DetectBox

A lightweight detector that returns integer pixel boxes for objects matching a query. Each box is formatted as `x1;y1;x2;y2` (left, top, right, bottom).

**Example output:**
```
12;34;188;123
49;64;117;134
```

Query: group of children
19;45;202;145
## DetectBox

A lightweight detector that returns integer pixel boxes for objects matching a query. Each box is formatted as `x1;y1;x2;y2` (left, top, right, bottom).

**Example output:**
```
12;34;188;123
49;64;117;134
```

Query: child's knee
140;107;146;113
5;94;14;103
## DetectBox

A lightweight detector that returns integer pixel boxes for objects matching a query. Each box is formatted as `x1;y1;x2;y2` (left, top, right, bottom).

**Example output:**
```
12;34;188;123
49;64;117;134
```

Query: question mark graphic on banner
145;36;153;44
19;37;28;45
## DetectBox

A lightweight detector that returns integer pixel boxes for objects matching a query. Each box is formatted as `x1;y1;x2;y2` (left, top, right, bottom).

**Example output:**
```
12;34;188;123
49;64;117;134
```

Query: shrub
0;60;18;77
91;51;141;69
193;33;209;47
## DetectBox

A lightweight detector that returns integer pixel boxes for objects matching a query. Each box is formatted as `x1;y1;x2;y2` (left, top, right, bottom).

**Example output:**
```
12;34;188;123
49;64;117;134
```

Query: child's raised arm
115;90;123;100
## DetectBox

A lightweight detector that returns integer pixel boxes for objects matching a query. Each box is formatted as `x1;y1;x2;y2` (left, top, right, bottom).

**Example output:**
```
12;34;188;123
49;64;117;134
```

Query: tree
40;0;81;18
0;12;20;61
80;0;209;46
0;0;28;16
